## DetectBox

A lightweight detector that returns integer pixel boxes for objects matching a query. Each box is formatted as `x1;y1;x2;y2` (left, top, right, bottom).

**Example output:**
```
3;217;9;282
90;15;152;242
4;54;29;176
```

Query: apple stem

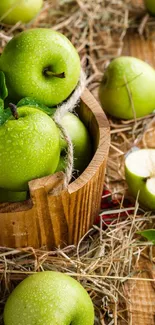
8;103;19;120
43;68;65;79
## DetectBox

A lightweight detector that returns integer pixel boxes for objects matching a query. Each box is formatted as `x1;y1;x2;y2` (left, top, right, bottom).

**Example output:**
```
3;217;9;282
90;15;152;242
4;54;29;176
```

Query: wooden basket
0;89;110;249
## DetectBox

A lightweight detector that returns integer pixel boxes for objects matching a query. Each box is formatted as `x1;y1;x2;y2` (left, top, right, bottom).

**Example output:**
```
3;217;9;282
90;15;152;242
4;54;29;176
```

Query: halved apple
125;148;155;210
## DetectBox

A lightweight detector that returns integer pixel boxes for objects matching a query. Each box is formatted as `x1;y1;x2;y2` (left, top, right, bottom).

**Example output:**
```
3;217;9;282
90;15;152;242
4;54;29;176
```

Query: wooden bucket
0;88;110;249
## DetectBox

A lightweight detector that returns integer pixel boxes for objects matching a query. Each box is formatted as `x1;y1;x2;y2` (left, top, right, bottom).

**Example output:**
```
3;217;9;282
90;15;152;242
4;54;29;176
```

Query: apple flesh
0;188;27;203
144;0;155;15
99;56;155;119
0;28;81;107
125;148;155;210
0;105;60;191
56;112;92;174
4;271;94;325
0;0;43;25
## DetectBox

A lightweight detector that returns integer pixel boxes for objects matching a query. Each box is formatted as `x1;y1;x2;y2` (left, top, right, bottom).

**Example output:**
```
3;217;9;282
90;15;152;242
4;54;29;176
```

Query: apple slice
125;148;155;210
147;177;155;195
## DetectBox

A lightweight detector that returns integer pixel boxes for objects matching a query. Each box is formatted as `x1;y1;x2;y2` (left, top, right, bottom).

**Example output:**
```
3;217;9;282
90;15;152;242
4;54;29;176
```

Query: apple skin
0;188;27;203
125;149;155;210
56;112;92;173
125;168;155;210
0;0;43;25
99;56;155;119
0;28;81;107
3;271;94;325
144;0;155;15
0;106;60;191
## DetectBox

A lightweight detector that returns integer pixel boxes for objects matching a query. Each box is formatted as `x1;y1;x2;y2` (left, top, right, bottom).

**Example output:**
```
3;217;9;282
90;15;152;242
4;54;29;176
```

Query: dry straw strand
0;1;155;324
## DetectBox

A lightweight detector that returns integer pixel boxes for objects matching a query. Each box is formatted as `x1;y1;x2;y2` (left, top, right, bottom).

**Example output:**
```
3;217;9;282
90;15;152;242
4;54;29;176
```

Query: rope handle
53;69;86;187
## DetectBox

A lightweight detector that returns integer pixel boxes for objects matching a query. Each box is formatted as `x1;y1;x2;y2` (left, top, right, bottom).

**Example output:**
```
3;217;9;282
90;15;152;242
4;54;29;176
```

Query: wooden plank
122;32;155;325
123;32;155;68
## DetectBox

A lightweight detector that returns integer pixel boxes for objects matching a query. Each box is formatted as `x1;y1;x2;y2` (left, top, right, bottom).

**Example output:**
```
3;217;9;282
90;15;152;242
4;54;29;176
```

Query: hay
0;1;155;324
0;213;154;325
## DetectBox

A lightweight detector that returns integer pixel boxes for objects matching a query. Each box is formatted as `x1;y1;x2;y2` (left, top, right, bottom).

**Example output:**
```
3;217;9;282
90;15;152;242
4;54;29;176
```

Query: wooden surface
125;250;155;325
123;33;155;67
0;88;110;249
123;32;155;325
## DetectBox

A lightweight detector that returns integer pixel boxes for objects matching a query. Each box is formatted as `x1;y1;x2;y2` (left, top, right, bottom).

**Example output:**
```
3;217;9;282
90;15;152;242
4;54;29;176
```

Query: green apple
0;28;81;107
99;56;155;119
125;148;155;210
0;0;43;25
144;0;155;15
4;271;94;325
56;112;92;173
0;188;27;203
0;104;60;191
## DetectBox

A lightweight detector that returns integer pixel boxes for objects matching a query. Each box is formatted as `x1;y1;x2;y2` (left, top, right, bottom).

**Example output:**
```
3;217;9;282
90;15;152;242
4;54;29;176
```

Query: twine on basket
53;69;86;187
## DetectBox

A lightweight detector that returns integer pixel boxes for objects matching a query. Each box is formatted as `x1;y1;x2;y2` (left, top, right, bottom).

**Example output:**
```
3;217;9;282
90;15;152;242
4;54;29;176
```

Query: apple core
125;148;155;210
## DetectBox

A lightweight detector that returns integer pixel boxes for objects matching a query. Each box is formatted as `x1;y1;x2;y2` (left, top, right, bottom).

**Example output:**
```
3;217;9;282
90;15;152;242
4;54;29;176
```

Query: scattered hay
0;212;154;325
0;1;155;324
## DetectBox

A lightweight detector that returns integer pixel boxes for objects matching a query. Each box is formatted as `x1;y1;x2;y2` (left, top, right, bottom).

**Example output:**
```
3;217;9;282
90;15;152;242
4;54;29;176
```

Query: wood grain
122;32;155;325
0;88;110;249
123;32;155;68
125;252;155;325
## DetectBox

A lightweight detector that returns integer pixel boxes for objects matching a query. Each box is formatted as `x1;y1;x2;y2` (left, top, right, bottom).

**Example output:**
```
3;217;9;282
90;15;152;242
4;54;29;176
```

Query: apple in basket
0;188;27;203
99;56;155;119
56;112;92;174
125;148;155;210
0;28;81;107
0;104;60;192
16;98;93;178
3;271;94;325
0;0;43;25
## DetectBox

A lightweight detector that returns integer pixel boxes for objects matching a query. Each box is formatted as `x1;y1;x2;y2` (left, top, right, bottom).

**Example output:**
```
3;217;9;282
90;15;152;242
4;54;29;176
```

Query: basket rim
0;88;110;211
68;88;110;194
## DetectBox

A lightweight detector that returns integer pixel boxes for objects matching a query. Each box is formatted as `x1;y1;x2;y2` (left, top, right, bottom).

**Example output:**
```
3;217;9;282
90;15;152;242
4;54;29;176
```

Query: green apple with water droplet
0;0;43;25
125;148;155;210
56;112;92;174
4;271;94;325
0;104;60;191
144;0;155;15
0;28;81;107
99;56;155;119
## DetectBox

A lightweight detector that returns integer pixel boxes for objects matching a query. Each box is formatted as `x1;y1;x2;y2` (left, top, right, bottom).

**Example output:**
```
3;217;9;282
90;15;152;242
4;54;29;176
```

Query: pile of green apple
0;28;92;203
3;271;95;324
99;56;155;210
